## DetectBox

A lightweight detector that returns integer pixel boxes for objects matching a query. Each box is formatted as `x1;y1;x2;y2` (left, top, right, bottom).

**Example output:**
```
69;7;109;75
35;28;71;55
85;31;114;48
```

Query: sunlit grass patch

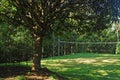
42;53;120;80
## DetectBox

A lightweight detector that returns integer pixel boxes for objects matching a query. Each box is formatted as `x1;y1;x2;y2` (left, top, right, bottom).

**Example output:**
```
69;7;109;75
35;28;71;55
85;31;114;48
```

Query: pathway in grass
42;53;120;80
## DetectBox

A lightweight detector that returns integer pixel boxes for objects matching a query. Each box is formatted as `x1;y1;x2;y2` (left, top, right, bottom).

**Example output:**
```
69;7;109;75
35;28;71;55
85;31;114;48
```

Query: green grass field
0;53;120;80
42;53;120;80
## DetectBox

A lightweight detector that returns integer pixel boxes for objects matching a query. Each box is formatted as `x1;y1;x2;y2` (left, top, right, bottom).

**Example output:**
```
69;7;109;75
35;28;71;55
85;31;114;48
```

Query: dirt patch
0;66;67;80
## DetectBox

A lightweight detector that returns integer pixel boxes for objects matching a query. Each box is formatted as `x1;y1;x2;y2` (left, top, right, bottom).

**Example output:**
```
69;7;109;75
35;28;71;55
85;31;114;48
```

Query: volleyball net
57;40;120;55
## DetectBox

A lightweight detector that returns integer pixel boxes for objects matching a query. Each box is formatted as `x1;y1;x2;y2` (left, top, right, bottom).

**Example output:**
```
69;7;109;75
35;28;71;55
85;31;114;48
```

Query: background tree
0;23;34;63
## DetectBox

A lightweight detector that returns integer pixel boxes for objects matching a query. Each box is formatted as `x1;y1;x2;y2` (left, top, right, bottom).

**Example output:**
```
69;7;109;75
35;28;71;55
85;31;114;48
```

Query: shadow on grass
1;53;120;80
59;64;120;80
0;66;31;78
0;65;68;80
43;54;120;80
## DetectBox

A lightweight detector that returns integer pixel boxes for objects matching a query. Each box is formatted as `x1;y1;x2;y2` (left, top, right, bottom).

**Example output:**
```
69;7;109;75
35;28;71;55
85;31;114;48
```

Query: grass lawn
0;53;120;80
42;53;120;80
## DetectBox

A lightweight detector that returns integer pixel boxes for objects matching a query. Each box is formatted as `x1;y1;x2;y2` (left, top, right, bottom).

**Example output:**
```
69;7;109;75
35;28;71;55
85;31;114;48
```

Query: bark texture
32;35;42;71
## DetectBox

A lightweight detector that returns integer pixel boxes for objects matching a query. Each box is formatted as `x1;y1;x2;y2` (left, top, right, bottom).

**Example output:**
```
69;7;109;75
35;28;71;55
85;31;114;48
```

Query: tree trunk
32;35;42;72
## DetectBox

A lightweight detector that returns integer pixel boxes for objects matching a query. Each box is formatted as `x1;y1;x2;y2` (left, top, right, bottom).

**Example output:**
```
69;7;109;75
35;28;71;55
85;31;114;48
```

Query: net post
52;32;55;57
58;39;60;56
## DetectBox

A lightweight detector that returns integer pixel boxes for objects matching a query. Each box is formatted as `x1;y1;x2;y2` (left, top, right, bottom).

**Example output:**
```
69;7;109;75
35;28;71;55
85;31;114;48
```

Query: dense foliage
0;23;34;63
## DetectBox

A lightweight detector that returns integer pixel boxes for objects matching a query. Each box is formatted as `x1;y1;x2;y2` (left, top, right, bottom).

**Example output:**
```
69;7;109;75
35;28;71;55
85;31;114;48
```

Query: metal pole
58;39;60;56
52;32;55;57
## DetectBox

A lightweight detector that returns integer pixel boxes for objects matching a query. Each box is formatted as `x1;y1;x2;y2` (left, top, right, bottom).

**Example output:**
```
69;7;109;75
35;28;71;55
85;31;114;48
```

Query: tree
1;0;120;72
0;0;71;71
